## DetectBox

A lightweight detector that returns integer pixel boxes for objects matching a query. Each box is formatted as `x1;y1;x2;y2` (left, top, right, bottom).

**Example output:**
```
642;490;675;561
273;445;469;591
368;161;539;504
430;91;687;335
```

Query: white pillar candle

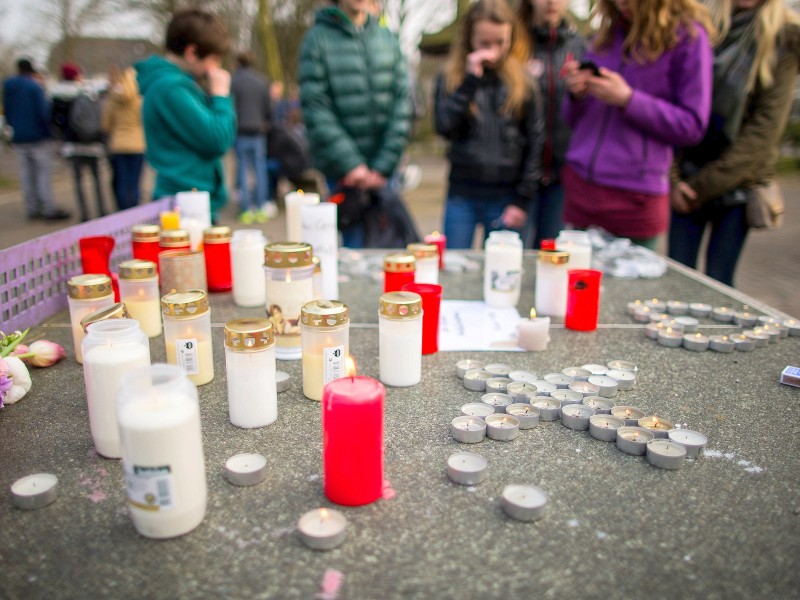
285;190;320;242
180;217;205;252
483;230;523;308
117;364;206;539
82;320;151;458
517;308;550;351
301;202;339;300
174;190;212;233
379;292;422;387
231;230;267;307
224;318;277;428
535;251;570;317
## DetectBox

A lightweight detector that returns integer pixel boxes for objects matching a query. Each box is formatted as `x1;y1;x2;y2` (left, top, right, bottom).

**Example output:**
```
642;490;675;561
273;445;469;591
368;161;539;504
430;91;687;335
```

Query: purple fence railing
0;199;172;332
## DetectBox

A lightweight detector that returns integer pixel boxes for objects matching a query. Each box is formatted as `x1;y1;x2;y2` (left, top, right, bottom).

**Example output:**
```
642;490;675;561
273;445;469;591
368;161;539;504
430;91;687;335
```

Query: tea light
626;300;643;315
708;335;735;353
712;306;734;322
481;392;513;413
607;369;636;390
644;322;663;340
611;406;646;426
560;404;595;430
783;318;800;336
758;315;779;327
276;371;291;393
451;416;487;443
463;369;493;391
589;414;625;441
607;359;637;372
530;380;557;396
667;429;708;458
506;381;539;403
544;373;574;388
674;316;699;333
501;484;548;522
615;426;654;455
484;363;513;377
644;298;666;312
561;367;591;381
506;404;540;429
689;303;712;318
530;397;560;421
657;327;683;348
224;453;268;486
456;359;485;379
486;377;512;394
683;333;710;352
638;415;674;438
297;508;348;550
551;389;583;406
666;300;689;315
582;396;614;414
508;370;539;384
774;323;790;338
633;306;653;323
568;380;600;398
461;403;496;419
733;334;756;352
446;452;488;486
485;414;520;441
743;330;769;348
646;439;687;470
581;364;608;376
758;325;780;343
733;311;758;328
649;312;670;323
11;473;59;510
587;375;618;398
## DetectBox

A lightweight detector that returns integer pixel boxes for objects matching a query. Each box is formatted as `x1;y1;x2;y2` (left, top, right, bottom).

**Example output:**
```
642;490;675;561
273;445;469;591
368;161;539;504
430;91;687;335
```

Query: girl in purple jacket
561;0;715;248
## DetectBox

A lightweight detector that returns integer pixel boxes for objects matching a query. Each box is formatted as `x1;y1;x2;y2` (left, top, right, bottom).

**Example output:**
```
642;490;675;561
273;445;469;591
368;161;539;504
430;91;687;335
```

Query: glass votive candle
67;274;115;364
118;259;161;338
300;300;350;401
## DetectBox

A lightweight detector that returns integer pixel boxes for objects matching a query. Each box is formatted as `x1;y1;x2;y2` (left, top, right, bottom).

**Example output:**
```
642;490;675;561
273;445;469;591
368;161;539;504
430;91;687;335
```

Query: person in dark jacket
231;51;275;224
513;0;584;248
299;0;412;248
669;0;800;287
2;58;70;220
435;0;544;249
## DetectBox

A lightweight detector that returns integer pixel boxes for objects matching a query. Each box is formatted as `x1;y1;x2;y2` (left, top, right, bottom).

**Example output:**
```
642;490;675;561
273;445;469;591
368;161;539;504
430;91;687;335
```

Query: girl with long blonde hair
669;0;800;286
435;0;544;248
560;0;715;248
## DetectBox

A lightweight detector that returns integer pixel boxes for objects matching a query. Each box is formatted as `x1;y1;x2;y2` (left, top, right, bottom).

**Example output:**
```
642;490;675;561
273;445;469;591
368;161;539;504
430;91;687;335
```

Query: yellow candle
160;211;180;230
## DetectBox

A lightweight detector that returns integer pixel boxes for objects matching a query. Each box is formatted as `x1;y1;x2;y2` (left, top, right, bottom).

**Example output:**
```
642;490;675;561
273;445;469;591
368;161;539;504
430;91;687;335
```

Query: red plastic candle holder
401;282;442;354
423;232;447;270
383;252;416;293
131;224;161;271
203;227;232;292
565;269;603;331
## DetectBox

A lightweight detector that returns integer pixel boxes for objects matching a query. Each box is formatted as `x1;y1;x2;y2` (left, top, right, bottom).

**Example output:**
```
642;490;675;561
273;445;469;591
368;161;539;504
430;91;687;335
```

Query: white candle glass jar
118;259;162;338
117;364;206;539
264;242;315;360
67;274;115;364
483;230;523;307
161;290;214;386
231;229;267;307
224;318;277;428
379;291;423;387
407;243;439;285
535;250;570;317
82;319;151;458
301;300;350;401
555;230;592;269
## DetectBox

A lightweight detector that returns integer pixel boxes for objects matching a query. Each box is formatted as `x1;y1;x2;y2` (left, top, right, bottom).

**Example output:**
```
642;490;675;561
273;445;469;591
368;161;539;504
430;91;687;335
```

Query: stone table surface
1;251;799;600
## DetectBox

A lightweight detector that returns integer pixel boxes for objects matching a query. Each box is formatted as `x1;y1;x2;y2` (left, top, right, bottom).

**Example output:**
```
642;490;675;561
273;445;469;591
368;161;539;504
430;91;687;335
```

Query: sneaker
41;208;71;220
254;208;268;224
239;209;255;225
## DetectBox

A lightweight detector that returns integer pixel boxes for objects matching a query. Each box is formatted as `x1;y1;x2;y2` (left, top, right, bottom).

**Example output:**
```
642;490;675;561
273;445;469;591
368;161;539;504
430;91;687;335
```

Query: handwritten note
438;301;522;351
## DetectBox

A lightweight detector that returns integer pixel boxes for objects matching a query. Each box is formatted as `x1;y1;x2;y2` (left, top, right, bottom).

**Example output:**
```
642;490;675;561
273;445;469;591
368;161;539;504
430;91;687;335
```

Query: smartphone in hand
578;60;601;76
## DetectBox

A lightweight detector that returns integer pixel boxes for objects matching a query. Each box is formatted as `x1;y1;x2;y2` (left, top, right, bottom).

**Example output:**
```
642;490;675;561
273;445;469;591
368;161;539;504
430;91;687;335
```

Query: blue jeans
523;182;565;249
234;135;268;211
443;193;519;249
12;141;57;216
326;177;367;248
668;203;749;287
110;153;144;211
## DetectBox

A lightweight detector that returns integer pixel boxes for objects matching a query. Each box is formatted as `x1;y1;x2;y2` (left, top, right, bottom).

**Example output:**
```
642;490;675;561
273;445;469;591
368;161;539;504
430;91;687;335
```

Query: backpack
67;93;103;143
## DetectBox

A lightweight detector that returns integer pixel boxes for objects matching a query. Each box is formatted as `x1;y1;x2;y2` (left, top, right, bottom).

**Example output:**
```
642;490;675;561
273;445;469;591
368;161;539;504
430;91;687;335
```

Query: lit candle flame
695;333;702;339
298;189;304;196
432;230;440;237
529;308;537;319
653;417;659;427
320;508;328;521
345;356;357;378
633;431;639;440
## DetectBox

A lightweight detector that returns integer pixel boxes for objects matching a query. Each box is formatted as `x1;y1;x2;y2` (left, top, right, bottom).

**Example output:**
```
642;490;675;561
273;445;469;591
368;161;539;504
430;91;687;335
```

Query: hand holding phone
578;60;601;76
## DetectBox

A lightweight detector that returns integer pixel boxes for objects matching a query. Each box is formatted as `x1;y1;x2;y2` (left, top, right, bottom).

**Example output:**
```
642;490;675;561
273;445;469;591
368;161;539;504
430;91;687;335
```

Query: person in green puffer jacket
299;0;412;247
135;8;237;222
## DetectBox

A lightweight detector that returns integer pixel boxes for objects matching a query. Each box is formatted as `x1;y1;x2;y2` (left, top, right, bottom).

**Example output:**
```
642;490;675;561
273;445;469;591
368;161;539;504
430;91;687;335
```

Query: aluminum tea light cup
481;392;513;413
224;453;268;486
506;381;538;403
581;363;609;376
530;397;560;421
463;369;493;391
506;403;540;429
551;389;583;406
587;375;618;398
529;380;557;396
456;359;485;379
712;306;734;323
644;298;666;312
666;300;689;315
649;312;670;324
646;439;687;470
638;415;674;438
560;404;595;431
633;306;654;323
561;367;591;381
709;335;735;353
683;333;710;352
657;328;684;348
743;330;769;348
689;303;712;318
446;452;488;485
461;403;496;419
607;360;637;373
616;426;654;455
611;406;646;426
733;311;758;328
733;334;756;352
484;363;513;377
485;414;520;441
544;373;575;388
757;325;781;343
589;414;625;442
11;473;59;510
582;396;614;414
668;429;708;458
485;377;512;394
626;300;643;315
568;380;600;398
508;370;539;384
673;316;699;333
501;485;548;522
607;369;636;390
451;416;487;443
783;318;800;336
297;508;348;551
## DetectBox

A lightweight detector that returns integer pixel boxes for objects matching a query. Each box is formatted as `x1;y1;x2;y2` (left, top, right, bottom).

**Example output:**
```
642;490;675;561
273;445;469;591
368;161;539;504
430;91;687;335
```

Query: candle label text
124;464;175;511
323;345;345;383
175;338;199;375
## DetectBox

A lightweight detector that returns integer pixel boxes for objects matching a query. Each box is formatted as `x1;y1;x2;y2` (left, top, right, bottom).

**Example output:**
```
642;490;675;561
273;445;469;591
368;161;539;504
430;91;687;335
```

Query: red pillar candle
132;225;162;272
424;231;446;269
203;226;232;292
322;372;385;506
401;282;442;355
565;269;603;331
383;252;416;293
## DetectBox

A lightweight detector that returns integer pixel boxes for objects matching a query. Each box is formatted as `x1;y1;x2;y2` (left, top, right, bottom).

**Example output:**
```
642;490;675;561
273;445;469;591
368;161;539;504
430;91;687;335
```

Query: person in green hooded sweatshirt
135;8;236;222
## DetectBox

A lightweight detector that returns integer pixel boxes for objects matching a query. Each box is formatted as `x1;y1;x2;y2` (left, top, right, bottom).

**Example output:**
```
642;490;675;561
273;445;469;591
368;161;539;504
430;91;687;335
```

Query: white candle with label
517;308;550;351
484;231;523;307
301;301;349;401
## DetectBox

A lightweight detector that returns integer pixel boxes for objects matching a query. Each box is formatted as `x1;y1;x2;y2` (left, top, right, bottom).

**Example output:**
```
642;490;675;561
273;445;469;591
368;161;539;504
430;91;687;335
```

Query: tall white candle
117;364;206;539
285;190;320;242
379;292;422;387
224;318;277;428
301;202;339;300
175;190;211;232
535;251;569;317
231;230;267;307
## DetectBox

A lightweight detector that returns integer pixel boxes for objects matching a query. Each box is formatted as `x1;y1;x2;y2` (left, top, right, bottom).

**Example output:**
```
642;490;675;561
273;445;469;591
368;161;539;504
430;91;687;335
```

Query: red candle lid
540;239;556;251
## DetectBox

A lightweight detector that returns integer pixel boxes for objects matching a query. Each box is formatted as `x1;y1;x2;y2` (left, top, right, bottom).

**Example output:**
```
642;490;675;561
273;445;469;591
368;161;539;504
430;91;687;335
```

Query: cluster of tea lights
452;359;707;472
628;298;799;353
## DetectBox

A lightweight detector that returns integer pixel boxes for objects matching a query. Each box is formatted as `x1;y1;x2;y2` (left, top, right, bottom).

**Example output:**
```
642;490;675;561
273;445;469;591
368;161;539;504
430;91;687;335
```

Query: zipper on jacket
358;29;375;151
542;27;557;185
587;58;626;182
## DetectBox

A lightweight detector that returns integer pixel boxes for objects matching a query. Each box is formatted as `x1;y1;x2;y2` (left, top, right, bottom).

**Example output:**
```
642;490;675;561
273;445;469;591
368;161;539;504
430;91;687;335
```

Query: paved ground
0;145;798;317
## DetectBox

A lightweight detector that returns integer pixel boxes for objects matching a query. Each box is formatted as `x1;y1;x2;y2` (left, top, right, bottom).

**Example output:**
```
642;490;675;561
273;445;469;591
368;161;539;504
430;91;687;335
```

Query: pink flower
26;340;66;367
11;343;29;356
